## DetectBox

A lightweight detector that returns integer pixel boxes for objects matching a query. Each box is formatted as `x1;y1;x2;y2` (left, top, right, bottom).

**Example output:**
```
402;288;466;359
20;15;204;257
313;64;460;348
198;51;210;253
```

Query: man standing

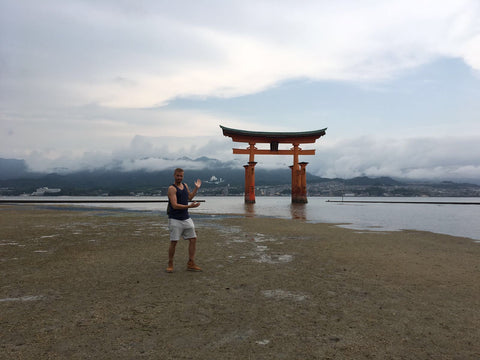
166;168;202;273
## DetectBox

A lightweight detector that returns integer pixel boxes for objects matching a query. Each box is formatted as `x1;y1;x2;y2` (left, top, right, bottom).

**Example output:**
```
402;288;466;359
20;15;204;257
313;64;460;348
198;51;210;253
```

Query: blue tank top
168;183;190;220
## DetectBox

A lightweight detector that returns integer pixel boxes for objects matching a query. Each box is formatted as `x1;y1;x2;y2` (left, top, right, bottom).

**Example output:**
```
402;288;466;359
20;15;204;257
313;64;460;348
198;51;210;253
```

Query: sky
1;0;480;182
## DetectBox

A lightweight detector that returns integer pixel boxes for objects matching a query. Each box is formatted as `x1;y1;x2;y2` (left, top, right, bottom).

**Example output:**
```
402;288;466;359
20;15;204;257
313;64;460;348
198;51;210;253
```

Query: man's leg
167;241;177;273
187;237;201;271
188;237;196;261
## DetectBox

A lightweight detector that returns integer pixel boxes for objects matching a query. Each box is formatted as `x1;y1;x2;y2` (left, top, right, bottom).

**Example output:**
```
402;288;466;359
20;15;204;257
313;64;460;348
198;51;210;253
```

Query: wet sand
1;204;479;359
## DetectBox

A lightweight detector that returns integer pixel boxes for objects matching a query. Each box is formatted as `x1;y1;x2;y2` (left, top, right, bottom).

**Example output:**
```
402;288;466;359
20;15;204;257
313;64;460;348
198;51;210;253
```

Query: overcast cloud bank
1;0;480;184
3;0;480;109
15;134;480;185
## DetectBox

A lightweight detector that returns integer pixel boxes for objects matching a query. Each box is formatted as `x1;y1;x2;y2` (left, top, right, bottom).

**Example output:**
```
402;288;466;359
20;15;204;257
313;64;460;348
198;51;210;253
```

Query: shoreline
327;199;480;205
3;200;480;243
2;197;479;205
2;196;479;242
1;204;479;359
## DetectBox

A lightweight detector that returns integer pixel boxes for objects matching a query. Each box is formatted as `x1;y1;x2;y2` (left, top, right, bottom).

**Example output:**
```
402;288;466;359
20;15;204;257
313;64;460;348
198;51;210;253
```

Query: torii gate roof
220;125;327;144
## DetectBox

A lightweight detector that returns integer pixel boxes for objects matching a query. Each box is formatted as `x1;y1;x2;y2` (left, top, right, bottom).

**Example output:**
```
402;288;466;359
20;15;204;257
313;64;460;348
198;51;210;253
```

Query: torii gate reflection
220;125;327;203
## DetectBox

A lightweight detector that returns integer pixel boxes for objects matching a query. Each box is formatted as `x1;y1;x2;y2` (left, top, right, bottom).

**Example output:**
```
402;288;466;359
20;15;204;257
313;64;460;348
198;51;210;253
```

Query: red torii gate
220;125;327;203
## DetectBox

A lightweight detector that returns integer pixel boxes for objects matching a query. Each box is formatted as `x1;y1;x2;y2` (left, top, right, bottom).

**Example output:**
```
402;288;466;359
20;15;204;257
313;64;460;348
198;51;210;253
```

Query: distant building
205;175;225;185
31;187;61;196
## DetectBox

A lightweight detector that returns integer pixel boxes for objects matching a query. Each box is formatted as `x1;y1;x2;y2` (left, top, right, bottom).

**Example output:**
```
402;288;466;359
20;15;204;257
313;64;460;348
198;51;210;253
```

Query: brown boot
166;262;174;273
187;259;202;272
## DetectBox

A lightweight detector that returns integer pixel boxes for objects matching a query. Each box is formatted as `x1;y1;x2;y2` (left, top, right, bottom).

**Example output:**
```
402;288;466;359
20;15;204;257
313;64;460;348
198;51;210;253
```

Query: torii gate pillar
220;125;327;203
290;161;309;203
244;161;257;203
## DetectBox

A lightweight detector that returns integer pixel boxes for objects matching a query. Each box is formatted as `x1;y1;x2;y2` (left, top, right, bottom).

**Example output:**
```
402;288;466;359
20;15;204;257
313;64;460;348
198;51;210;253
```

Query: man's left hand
194;179;202;189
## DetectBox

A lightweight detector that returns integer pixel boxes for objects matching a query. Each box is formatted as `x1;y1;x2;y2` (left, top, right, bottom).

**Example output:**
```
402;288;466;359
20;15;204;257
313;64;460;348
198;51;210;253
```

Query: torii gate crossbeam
220;125;327;203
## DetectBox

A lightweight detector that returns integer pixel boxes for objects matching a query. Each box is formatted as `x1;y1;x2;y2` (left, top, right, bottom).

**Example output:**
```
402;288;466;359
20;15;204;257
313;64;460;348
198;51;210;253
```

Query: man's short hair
174;168;184;174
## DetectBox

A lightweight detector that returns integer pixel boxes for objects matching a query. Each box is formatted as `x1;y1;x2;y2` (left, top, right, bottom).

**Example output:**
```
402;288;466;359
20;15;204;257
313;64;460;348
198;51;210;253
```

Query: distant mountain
344;176;403;186
0;158;33;180
1;157;478;196
0;160;307;195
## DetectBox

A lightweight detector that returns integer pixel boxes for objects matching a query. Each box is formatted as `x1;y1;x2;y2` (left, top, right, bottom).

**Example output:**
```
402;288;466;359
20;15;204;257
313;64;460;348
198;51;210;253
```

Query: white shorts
168;218;197;241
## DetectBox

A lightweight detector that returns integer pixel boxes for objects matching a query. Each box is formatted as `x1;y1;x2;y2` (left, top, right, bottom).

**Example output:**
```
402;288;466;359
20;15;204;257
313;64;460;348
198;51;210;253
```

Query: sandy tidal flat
1;205;479;359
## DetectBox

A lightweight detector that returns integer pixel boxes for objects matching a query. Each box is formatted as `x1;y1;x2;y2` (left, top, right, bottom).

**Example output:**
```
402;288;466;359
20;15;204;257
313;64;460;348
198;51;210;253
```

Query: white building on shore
31;187;61;196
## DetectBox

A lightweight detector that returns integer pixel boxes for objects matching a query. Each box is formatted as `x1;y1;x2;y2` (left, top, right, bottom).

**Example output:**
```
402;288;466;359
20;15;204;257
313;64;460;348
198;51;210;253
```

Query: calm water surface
194;196;480;241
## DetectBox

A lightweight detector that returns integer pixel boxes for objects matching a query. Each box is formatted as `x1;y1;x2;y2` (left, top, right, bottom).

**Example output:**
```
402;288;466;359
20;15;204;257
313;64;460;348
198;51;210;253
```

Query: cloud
19;132;480;185
0;102;255;160
2;0;480;109
21;133;236;173
313;135;480;182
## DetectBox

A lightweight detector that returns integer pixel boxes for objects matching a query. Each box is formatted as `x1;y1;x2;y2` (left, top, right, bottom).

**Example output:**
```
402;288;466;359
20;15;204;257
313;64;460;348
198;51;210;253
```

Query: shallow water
3;196;480;240
193;196;480;241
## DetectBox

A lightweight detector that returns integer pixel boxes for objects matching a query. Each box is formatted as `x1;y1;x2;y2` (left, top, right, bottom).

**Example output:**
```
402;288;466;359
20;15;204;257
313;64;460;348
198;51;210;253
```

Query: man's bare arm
169;185;200;209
